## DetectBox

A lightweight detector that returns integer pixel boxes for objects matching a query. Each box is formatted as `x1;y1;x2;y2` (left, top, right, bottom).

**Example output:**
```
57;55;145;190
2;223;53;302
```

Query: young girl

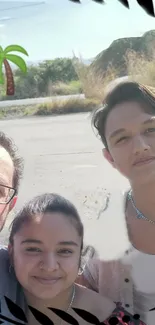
0;192;131;325
0;193;146;324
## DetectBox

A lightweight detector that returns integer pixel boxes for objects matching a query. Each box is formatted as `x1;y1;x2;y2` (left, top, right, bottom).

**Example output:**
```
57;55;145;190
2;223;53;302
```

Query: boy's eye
116;136;129;144
145;127;155;133
58;249;73;255
25;247;41;252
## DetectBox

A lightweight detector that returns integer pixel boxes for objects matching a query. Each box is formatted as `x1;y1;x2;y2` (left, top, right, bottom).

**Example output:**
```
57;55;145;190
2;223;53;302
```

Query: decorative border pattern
0;297;148;325
69;0;155;18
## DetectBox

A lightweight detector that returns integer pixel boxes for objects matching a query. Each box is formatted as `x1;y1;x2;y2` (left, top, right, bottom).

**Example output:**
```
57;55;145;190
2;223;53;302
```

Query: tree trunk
4;59;14;96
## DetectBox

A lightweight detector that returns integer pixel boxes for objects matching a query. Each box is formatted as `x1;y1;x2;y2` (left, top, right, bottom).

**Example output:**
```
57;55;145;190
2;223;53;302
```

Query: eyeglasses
0;184;16;204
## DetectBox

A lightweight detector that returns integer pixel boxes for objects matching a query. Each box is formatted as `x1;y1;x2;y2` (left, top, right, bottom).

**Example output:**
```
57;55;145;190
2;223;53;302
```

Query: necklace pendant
136;213;143;219
128;190;155;225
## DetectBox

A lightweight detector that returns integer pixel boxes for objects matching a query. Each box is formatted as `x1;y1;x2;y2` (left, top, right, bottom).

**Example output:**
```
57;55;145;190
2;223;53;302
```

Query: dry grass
125;50;155;87
0;97;100;120
73;51;155;101
34;98;100;116
73;57;118;101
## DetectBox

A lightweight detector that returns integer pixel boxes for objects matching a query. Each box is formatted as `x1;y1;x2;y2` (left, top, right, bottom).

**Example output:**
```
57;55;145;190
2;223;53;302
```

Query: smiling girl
0;193;119;325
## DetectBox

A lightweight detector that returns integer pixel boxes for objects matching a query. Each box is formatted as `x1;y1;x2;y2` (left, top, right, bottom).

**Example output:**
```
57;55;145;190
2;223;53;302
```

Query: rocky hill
93;30;155;76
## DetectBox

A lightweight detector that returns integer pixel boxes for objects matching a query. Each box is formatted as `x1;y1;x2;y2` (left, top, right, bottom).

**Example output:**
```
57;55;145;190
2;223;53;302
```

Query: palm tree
0;45;28;96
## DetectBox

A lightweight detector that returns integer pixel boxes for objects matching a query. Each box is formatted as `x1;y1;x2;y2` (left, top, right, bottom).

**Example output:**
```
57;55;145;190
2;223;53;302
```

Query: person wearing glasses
77;81;155;325
0;132;23;232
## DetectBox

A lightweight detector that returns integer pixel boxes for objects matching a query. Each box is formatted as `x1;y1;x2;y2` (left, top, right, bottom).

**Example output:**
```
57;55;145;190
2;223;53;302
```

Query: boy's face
104;101;155;186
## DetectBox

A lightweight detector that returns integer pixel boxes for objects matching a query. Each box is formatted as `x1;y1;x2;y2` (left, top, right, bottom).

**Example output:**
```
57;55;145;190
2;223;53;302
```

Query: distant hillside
10;58;92;70
93;30;155;76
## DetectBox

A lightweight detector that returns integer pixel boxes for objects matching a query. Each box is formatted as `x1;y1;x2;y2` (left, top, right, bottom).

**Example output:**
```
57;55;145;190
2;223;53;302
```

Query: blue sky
0;0;155;61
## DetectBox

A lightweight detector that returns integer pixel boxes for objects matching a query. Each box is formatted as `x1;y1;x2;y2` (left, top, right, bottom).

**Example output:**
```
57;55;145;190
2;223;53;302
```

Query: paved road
0;94;84;108
0;113;128;244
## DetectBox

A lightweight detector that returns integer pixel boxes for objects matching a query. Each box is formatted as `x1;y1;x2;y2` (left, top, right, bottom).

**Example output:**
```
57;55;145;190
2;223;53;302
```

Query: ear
8;243;14;267
102;148;116;168
8;243;13;256
9;196;18;212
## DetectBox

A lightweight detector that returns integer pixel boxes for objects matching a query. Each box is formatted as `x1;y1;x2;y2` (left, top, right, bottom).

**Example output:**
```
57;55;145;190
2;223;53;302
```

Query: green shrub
48;80;83;96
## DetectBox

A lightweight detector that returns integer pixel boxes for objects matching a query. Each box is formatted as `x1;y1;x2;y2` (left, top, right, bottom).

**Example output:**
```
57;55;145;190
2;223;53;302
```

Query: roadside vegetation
1;49;155;119
125;50;155;89
0;98;100;120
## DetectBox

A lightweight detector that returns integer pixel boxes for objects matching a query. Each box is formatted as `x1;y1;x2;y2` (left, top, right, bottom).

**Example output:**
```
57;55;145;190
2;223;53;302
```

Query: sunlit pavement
0;113;128;244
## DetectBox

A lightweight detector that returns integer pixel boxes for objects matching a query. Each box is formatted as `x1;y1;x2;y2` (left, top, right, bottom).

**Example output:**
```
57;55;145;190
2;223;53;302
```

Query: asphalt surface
0;113;128;244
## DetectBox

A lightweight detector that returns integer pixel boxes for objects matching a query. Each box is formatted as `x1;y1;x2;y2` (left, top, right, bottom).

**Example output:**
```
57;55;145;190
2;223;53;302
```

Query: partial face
104;101;155;186
0;146;16;230
10;213;81;301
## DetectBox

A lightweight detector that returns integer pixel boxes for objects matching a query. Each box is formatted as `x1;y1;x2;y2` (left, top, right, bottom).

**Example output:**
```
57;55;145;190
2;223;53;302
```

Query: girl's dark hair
92;81;155;148
9;193;84;247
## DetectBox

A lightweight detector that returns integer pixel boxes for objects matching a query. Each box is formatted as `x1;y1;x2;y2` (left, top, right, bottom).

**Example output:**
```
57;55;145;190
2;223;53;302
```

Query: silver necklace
128;190;155;225
66;284;76;312
58;284;76;325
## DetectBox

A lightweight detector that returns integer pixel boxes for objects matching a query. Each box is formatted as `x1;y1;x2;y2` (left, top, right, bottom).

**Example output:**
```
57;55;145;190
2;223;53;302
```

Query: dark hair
0;132;23;192
92;81;155;148
9;193;84;246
